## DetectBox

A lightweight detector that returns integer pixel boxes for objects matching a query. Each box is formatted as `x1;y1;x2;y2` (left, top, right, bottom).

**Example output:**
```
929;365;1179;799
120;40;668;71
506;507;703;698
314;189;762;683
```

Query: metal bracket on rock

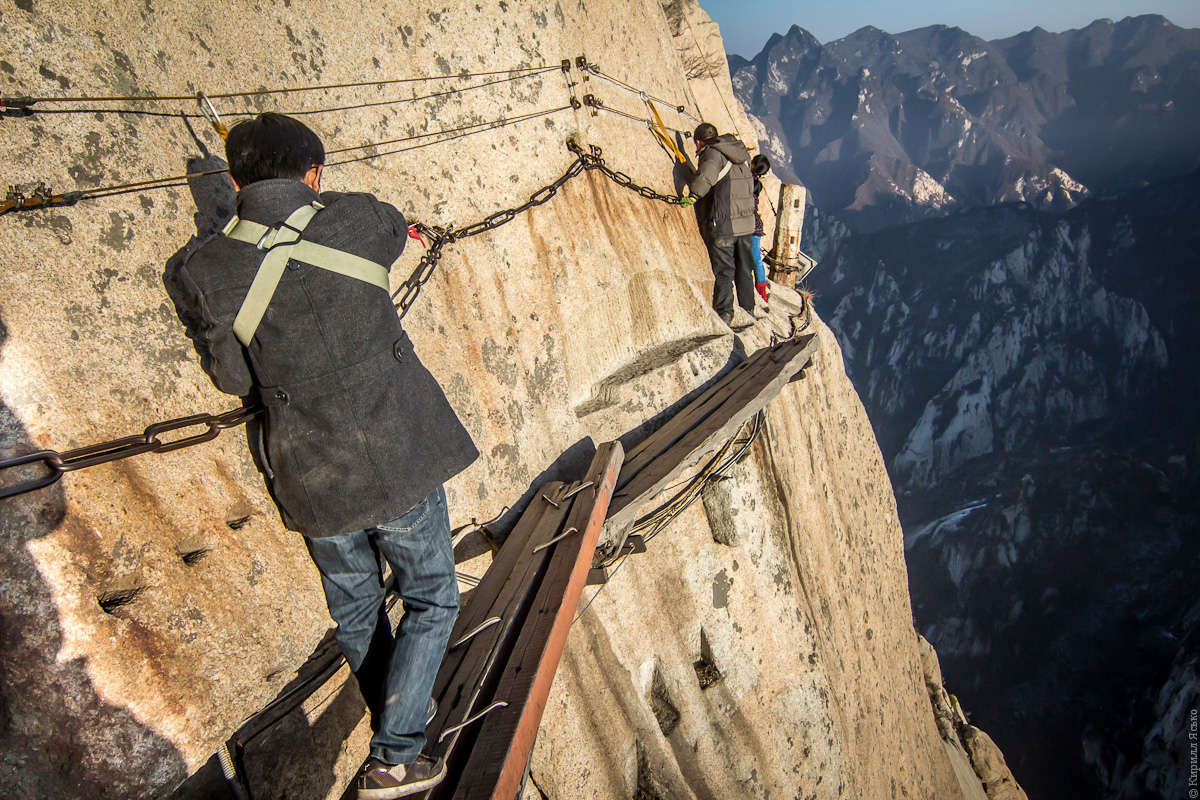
0;96;36;118
1;183;84;217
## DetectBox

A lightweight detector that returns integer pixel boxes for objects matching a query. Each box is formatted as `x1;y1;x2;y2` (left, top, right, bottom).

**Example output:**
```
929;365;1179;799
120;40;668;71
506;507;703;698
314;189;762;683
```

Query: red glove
755;282;769;302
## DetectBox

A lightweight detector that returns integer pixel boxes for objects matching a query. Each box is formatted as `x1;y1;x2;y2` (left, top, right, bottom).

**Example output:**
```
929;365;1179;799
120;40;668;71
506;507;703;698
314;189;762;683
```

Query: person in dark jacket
751;154;771;303
170;113;478;799
685;122;756;324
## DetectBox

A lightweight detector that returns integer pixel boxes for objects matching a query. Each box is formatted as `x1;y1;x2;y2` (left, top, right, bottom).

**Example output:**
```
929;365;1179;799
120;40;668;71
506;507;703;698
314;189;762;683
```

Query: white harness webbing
222;202;390;346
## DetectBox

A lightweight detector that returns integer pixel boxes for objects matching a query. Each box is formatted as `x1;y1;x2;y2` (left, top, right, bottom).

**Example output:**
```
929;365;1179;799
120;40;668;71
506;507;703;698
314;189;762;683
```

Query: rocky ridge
729;16;1200;231
808;170;1200;799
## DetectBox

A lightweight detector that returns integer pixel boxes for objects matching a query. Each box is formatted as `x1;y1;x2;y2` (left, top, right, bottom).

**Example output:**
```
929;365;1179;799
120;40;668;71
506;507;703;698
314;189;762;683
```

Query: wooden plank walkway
596;333;818;565
424;441;623;799
397;332;819;799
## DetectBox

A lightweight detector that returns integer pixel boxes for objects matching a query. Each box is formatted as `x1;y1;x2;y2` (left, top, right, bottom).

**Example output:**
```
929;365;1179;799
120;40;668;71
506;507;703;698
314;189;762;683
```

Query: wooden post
768;183;808;285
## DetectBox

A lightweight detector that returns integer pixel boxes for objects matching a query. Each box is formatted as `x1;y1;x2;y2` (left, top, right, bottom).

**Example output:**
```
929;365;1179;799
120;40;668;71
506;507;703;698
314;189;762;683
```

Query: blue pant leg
752;234;766;284
304;529;394;730
370;485;459;765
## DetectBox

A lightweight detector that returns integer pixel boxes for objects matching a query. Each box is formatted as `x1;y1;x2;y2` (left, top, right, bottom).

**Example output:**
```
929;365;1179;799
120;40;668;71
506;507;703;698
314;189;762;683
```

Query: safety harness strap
229;202;320;345
223;202;390;346
716;161;732;183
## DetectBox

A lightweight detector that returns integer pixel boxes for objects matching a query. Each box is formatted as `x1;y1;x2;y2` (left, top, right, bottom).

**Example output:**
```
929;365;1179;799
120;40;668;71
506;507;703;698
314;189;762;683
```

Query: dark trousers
706;235;756;317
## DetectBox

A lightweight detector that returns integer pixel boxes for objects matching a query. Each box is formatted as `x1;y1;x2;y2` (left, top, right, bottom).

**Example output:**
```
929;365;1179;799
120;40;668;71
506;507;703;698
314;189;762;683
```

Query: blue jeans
304;486;459;765
751;234;766;285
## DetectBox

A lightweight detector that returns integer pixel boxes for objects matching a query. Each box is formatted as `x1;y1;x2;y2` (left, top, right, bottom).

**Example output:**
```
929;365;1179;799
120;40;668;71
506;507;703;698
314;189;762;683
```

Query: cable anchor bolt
0;96;36;118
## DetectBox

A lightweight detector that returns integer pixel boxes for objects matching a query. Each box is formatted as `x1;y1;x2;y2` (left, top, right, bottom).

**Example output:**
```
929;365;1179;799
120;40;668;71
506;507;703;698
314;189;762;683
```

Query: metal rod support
532;527;579;554
437;701;509;743
562;481;594;499
450;616;502;650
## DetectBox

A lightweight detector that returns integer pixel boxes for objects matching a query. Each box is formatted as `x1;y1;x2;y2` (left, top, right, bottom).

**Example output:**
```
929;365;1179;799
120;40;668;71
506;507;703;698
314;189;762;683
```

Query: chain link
394;141;681;317
0;405;262;500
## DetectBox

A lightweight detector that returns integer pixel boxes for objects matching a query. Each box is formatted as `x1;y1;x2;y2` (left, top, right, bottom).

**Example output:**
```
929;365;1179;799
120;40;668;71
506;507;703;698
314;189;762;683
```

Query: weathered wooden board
426;484;571;761
446;441;623;799
618;345;772;485
599;334;818;560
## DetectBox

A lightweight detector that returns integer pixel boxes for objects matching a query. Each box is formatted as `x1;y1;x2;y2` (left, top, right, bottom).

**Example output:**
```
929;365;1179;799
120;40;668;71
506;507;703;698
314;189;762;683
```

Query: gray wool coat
172;178;478;537
689;134;756;239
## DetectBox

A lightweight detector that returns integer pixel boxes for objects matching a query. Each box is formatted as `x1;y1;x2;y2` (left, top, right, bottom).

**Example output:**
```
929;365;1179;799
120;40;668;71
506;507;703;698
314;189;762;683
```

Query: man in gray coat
685;122;757;324
170;113;478;799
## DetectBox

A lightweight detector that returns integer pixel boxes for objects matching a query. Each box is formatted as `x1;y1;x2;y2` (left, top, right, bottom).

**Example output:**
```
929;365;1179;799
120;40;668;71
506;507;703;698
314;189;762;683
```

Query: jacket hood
705;134;750;165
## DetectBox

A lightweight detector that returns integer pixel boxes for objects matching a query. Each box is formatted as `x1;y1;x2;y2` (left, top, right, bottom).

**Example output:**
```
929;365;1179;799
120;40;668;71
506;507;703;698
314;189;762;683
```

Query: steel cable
16;64;557;105
581;61;701;124
326;104;573;165
19;66;561;123
228;66;561;119
1;103;576;215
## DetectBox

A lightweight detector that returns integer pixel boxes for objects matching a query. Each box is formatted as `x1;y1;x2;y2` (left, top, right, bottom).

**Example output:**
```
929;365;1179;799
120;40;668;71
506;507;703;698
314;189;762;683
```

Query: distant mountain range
806;169;1200;800
728;14;1200;800
730;15;1200;232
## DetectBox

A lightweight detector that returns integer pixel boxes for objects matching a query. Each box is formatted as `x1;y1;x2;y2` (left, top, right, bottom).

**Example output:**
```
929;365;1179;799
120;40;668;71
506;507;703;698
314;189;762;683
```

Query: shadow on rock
0;314;190;797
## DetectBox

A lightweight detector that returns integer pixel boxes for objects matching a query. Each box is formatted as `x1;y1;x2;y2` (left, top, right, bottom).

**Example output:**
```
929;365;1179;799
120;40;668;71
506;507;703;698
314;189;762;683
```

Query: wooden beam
447;441;624;800
617;348;764;479
427;484;572;764
599;335;817;558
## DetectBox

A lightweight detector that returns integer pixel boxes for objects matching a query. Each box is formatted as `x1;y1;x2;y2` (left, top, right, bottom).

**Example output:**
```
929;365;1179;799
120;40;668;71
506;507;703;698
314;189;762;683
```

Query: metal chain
0;405;261;500
394;140;682;316
1;143;687;498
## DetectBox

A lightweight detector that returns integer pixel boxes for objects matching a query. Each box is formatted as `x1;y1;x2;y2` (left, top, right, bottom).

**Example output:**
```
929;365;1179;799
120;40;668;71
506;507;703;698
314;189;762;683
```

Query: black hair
225;112;326;187
693;122;719;145
751;154;771;176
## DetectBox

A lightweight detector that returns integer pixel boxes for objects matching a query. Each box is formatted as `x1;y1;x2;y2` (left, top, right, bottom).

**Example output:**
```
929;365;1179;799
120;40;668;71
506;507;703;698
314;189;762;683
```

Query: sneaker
356;754;447;799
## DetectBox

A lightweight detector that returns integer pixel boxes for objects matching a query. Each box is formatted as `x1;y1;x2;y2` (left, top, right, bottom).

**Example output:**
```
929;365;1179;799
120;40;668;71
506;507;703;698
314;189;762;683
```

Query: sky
699;0;1200;58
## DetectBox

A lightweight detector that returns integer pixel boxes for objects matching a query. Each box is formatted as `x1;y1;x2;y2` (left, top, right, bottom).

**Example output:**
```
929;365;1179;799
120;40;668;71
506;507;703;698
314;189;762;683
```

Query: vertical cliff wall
0;1;1004;797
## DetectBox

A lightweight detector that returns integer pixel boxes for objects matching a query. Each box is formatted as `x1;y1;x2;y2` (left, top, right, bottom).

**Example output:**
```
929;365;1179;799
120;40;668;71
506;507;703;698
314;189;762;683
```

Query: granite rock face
1;1;1002;798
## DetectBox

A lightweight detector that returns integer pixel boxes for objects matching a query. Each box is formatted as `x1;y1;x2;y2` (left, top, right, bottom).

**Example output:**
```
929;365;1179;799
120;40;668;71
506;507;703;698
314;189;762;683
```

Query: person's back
176;116;476;535
686;123;758;322
691;133;755;240
171;112;476;799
